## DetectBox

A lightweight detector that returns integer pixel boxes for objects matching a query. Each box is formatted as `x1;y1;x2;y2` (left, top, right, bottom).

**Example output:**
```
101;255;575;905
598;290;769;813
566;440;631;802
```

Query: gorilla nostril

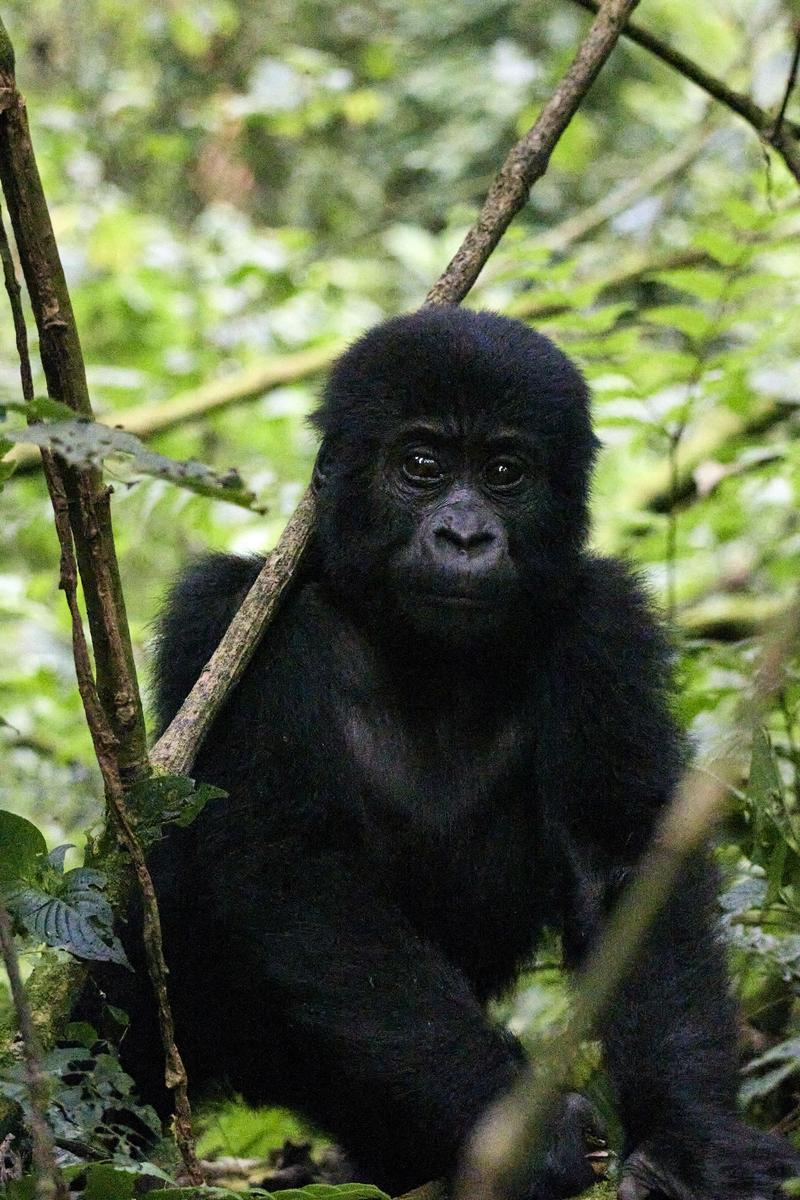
435;525;495;552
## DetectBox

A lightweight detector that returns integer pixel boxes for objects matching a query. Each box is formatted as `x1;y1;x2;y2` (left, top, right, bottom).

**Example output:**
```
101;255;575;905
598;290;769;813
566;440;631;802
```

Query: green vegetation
0;0;798;1194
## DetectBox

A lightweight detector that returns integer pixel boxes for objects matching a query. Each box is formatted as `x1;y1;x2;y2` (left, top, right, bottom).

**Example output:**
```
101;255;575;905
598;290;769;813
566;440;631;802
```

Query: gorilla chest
338;702;545;983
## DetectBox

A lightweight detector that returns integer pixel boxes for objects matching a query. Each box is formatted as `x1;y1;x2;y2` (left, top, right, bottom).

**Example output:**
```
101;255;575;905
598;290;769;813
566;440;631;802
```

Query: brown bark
0;23;148;786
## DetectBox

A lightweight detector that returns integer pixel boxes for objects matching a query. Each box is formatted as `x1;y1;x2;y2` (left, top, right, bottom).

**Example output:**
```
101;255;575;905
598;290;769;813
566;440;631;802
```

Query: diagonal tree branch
424;0;642;305
151;0;642;776
567;0;800;184
773;22;800;141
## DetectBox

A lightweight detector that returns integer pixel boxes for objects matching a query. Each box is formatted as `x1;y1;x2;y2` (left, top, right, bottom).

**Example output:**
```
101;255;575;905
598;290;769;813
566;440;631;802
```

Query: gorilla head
311;307;598;638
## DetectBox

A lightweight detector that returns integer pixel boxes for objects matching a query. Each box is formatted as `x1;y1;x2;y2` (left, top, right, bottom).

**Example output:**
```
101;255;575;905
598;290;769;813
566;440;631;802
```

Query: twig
567;0;800;184
0;206;32;403
425;0;641;304
456;598;800;1200
152;0;640;776
773;23;800;140
0;904;68;1200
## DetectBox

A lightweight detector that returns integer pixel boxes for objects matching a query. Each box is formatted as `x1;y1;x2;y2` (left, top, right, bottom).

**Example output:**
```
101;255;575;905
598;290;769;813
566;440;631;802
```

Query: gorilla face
311;306;598;640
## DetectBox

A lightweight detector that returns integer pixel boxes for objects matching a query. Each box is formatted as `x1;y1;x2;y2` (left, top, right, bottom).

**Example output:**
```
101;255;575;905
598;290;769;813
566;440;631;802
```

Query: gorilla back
113;309;798;1199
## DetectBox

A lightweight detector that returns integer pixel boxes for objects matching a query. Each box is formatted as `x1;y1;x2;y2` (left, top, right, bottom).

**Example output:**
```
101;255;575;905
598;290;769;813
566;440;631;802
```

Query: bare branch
0;903;68;1200
42;461;203;1185
152;0;640;775
0;28;201;1178
151;487;316;774
567;0;800;184
0;18;148;785
773;22;800;140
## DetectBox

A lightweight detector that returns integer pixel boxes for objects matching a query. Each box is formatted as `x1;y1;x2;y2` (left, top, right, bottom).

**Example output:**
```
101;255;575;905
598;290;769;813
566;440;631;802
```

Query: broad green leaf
747;727;783;808
0;810;47;883
4;882;130;967
47;843;74;873
6;1179;37;1200
64;1021;100;1048
644;305;713;340
83;1163;137;1200
5;420;265;512
650;268;726;303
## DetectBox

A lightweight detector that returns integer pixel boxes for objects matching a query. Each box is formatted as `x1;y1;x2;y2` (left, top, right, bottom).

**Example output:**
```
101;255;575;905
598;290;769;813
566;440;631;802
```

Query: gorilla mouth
412;591;496;608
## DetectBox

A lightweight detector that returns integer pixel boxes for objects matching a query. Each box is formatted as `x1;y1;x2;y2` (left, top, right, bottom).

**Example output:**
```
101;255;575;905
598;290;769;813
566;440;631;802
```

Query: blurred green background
0;0;799;1171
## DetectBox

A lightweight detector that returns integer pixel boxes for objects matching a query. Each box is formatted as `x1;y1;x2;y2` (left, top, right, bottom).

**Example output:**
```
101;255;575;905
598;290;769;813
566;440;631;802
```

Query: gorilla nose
434;518;496;556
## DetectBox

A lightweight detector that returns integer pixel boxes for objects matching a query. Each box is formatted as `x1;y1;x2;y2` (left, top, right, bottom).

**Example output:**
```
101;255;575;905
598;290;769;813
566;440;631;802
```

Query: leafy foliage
0;0;797;1191
126;775;227;848
3;416;266;511
0;811;128;967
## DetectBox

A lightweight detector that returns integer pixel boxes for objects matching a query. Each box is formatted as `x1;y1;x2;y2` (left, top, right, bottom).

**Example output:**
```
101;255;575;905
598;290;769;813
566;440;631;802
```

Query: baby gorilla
118;309;798;1198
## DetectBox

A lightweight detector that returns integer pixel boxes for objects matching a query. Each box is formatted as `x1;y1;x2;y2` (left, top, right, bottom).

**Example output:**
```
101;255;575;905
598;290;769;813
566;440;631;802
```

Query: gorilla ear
312;437;332;494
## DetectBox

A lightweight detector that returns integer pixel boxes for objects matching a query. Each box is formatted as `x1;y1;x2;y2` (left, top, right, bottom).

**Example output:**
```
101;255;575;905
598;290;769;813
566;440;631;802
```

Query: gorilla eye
484;458;525;490
402;451;444;485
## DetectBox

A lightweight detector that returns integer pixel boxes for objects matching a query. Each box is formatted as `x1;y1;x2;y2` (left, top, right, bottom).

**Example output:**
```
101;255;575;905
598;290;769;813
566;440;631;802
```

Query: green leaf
128;774;226;841
48;843;74;873
0;454;16;488
4;420;265;511
64;1021;100;1048
6;1179;37;1200
3;880;130;967
650;268;726;303
747;727;783;807
644;305;713;340
0;810;47;883
83;1163;137;1200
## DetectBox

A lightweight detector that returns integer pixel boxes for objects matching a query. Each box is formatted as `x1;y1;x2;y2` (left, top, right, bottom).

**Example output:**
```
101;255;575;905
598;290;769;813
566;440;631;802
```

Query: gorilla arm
204;843;601;1200
552;561;800;1199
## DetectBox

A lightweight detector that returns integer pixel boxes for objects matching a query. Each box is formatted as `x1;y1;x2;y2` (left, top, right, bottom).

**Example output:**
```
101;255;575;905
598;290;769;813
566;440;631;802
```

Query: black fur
114;309;798;1197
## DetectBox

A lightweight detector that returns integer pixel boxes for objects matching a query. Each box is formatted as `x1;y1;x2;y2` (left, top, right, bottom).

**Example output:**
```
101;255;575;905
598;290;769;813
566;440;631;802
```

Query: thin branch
0;903;68;1200
567;0;800;184
425;0;641;305
0;20;149;785
151;487;316;773
43;462;203;1186
456;599;800;1200
152;0;640;776
0;47;200;1180
773;23;800;140
0;207;32;404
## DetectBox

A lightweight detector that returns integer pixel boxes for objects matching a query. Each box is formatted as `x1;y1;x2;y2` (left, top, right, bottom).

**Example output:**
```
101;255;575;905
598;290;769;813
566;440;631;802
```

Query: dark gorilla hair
86;308;800;1200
